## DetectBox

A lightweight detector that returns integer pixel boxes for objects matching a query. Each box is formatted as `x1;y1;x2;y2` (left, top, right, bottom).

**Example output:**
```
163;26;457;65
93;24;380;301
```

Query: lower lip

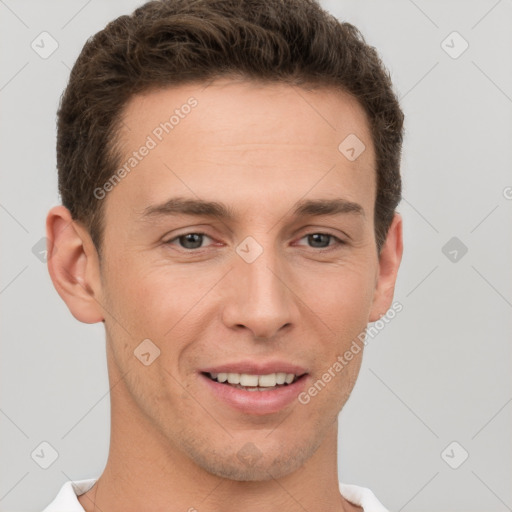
199;373;309;415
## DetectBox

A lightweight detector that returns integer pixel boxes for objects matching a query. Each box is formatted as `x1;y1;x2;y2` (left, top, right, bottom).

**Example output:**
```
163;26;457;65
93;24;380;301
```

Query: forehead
120;79;373;150
106;79;376;222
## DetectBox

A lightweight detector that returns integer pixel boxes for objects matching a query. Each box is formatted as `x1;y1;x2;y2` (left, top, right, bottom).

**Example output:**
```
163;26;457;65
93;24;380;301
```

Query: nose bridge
244;247;284;305
222;235;295;338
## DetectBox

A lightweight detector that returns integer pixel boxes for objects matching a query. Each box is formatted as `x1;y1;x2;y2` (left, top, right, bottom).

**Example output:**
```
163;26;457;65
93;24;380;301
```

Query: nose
221;244;298;340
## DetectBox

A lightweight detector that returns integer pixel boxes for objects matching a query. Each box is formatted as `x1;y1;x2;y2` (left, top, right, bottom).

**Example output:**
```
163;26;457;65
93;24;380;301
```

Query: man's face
97;79;384;480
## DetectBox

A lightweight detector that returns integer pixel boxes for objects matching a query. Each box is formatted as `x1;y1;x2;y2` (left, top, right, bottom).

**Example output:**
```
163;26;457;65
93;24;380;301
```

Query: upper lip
200;361;308;375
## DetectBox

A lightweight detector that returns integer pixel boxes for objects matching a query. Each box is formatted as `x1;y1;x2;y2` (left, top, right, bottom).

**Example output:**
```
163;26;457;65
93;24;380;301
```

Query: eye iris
179;233;203;249
308;233;330;248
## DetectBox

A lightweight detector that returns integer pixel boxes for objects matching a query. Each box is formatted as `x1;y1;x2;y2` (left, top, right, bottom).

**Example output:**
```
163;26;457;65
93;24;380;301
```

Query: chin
180;433;322;482
195;452;305;482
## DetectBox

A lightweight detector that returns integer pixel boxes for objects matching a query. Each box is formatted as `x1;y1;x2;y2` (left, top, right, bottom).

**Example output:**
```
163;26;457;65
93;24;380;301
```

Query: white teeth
240;374;259;386
258;374;276;387
227;373;240;385
276;372;286;385
209;372;298;387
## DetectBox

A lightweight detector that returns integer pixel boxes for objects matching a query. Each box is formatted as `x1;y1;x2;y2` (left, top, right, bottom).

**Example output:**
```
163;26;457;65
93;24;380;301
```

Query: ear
46;205;105;323
369;213;403;322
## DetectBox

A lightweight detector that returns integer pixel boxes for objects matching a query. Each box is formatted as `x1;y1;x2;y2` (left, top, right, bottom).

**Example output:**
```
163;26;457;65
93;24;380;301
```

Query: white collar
43;478;389;511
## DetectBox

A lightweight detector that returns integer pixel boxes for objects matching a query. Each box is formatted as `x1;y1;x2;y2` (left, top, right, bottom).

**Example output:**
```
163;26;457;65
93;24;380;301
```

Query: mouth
202;371;305;391
199;362;310;414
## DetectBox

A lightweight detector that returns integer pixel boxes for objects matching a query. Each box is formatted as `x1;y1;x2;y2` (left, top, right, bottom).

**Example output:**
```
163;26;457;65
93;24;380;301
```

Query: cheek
296;259;375;391
299;259;376;331
102;260;227;378
102;255;198;335
298;350;363;426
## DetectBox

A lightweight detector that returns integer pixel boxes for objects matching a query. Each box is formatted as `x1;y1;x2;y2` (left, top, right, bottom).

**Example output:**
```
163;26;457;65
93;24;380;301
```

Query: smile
200;369;309;414
205;371;301;391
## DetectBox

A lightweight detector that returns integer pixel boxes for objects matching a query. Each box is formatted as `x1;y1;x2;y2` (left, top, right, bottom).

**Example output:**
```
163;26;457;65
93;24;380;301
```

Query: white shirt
42;478;390;511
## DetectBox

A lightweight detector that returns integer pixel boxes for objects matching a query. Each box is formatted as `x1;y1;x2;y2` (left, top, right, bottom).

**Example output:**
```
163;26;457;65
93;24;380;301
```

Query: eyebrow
140;196;364;221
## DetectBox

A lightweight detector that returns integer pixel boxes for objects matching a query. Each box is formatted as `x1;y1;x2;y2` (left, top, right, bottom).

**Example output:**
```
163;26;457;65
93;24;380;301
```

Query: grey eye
166;233;214;250
177;233;205;249
306;233;332;248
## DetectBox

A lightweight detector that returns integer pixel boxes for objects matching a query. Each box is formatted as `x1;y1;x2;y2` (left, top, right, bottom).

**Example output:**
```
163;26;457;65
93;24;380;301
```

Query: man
43;0;403;510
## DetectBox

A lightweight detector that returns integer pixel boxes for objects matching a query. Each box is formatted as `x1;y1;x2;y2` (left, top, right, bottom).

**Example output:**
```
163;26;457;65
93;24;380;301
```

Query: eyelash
164;232;346;252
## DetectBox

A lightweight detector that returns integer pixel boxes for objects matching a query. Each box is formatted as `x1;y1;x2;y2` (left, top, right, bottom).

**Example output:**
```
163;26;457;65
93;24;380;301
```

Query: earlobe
369;213;403;323
46;205;105;324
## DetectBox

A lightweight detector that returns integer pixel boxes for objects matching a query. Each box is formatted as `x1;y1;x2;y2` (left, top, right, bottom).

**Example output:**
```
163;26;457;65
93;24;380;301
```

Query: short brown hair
57;0;404;255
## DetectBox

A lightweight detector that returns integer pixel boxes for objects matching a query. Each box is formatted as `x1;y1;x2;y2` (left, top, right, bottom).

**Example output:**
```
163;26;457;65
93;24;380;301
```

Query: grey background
1;1;511;511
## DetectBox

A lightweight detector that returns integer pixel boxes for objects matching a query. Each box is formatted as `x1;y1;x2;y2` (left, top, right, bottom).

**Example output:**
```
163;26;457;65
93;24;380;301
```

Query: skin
47;79;402;512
